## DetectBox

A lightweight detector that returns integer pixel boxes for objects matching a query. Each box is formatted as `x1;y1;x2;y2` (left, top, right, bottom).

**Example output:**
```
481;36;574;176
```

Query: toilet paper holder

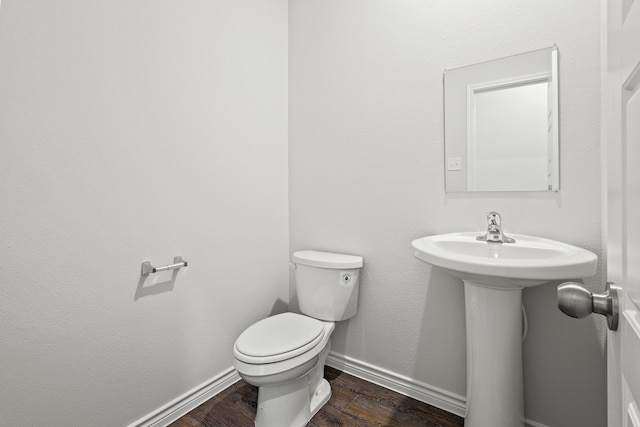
141;256;188;276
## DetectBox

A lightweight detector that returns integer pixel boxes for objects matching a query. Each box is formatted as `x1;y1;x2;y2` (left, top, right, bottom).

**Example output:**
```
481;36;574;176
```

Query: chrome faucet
476;211;516;243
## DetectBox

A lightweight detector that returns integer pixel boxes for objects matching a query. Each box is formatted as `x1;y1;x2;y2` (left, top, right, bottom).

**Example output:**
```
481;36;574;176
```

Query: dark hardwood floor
170;366;464;427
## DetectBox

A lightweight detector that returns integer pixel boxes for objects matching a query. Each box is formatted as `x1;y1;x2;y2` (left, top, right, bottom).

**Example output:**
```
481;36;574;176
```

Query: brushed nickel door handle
557;281;619;331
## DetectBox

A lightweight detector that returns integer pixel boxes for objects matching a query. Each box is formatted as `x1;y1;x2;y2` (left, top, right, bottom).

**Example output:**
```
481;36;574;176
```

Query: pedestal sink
411;232;597;427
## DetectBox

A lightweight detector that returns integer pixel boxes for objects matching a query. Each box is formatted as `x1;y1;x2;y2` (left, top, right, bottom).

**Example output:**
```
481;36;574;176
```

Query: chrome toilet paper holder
141;256;188;276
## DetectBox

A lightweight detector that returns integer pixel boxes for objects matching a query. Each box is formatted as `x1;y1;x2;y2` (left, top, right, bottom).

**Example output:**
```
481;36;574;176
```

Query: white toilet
233;250;363;427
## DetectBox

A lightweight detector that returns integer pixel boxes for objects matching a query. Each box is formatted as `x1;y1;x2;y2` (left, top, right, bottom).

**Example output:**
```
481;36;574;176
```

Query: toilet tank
292;250;363;321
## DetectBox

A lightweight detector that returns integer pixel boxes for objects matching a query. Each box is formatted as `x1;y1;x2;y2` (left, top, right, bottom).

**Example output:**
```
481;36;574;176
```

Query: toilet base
255;374;310;427
254;375;331;427
253;339;333;427
309;379;331;419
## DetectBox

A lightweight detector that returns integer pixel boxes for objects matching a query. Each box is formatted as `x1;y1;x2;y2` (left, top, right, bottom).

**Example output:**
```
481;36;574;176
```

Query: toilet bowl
232;250;363;427
234;313;335;427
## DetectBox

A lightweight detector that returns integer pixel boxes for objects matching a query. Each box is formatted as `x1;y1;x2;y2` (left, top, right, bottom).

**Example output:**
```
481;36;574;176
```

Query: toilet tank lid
292;250;363;269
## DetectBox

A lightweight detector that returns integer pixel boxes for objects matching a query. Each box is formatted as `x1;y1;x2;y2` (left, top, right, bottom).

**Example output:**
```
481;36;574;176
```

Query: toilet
233;250;363;427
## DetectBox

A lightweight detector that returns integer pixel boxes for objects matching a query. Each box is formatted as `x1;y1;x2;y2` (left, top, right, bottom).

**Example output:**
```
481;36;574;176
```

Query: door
606;0;640;425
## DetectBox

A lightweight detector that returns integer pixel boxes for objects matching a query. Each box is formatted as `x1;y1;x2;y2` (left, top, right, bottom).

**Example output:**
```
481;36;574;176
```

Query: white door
606;0;640;425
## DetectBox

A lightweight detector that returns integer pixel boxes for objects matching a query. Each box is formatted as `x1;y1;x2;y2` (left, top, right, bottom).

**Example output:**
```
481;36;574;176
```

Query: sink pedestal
464;281;524;427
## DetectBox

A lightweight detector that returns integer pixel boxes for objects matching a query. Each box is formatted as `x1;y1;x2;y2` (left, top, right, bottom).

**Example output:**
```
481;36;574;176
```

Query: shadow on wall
522;280;606;427
270;298;289;316
414;266;467;394
135;269;182;300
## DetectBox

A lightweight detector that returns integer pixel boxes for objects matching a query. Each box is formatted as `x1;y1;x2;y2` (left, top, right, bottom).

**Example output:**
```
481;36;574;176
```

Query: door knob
557;281;618;331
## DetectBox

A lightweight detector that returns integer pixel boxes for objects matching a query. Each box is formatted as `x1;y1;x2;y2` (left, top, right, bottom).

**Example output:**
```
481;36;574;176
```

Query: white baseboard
326;351;550;427
326;351;467;417
128;352;550;427
126;367;241;427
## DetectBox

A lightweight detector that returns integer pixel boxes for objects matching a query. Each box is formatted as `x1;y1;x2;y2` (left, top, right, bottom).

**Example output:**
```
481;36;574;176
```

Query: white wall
0;1;288;426
289;1;604;426
0;1;605;426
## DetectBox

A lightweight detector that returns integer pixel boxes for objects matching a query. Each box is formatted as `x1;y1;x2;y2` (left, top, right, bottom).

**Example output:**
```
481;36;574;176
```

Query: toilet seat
234;313;325;364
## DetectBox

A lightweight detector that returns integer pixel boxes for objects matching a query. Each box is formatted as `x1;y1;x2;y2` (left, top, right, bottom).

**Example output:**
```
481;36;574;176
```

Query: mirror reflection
444;46;559;192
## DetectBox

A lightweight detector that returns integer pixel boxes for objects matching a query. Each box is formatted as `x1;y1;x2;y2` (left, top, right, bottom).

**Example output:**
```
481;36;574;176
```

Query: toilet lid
234;313;325;364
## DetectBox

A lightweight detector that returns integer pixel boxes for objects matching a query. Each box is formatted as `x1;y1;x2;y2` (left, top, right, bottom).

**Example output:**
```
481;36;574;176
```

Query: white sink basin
411;232;597;288
412;231;598;426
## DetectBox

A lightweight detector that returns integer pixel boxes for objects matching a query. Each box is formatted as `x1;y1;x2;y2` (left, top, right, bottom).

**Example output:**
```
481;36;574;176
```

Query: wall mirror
444;46;559;192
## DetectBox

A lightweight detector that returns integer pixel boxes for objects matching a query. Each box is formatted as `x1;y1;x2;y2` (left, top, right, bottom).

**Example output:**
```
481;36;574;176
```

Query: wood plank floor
170;366;464;427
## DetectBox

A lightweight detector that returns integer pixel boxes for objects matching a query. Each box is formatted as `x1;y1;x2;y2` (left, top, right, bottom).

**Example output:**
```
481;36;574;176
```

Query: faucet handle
478;211;515;243
486;211;502;226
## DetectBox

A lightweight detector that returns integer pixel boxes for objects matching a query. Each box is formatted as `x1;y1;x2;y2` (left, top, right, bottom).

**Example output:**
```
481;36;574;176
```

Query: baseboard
128;353;550;427
326;351;467;417
126;367;241;427
326;351;550;427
